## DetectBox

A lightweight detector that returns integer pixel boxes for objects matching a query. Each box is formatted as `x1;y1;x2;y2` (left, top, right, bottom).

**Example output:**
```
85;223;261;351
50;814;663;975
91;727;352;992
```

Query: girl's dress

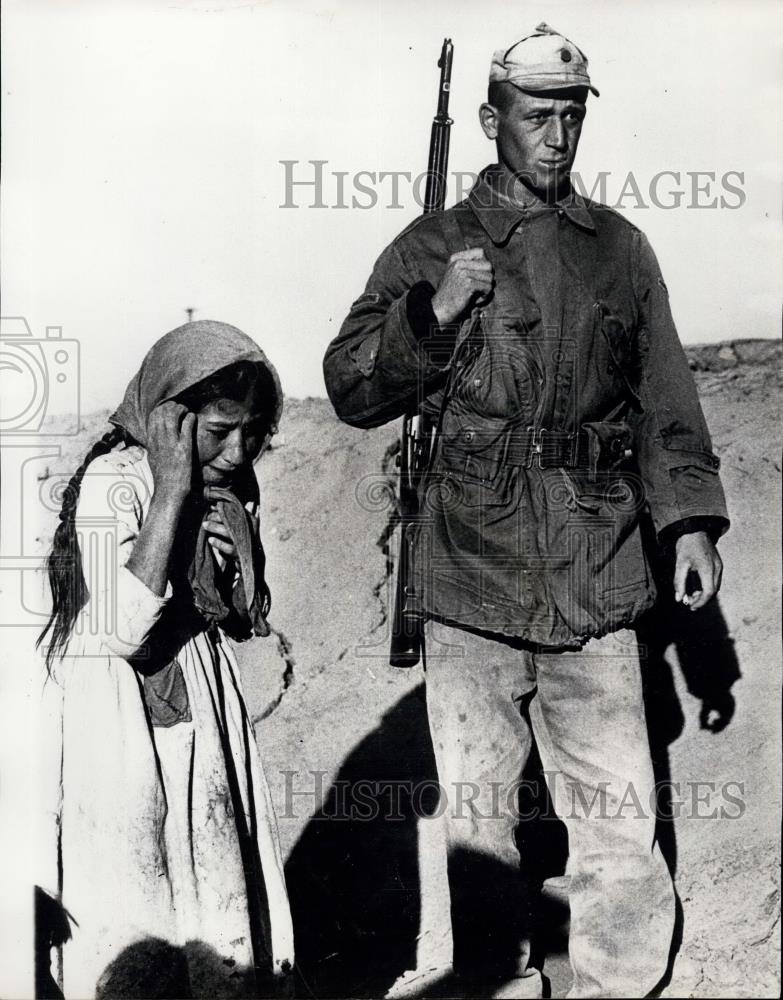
38;443;294;998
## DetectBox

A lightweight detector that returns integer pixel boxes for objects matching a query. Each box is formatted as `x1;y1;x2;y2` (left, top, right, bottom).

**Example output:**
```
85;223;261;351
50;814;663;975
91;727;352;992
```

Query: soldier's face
481;87;586;197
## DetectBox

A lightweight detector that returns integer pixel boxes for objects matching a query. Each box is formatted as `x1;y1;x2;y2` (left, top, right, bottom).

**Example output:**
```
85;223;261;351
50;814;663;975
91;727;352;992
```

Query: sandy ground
29;339;781;998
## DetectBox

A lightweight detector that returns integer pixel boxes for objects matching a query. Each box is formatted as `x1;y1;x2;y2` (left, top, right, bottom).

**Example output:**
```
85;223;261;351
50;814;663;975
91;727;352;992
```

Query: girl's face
195;390;267;485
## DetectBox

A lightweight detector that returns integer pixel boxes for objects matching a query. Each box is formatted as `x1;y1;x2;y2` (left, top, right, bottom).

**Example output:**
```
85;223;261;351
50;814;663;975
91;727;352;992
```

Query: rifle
389;38;454;668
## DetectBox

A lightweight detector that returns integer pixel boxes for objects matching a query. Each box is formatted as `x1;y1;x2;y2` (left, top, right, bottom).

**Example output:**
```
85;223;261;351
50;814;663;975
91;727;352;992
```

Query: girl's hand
202;507;237;559
146;401;196;503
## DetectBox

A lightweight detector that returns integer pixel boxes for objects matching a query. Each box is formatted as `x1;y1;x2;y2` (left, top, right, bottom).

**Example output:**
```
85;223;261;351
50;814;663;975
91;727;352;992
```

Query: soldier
323;24;728;999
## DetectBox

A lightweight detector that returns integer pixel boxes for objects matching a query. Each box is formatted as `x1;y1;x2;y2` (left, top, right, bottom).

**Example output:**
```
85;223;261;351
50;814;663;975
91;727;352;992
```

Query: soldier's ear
479;102;500;141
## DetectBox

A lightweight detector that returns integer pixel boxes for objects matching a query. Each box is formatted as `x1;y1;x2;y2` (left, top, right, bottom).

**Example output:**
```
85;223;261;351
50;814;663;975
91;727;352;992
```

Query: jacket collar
466;164;595;243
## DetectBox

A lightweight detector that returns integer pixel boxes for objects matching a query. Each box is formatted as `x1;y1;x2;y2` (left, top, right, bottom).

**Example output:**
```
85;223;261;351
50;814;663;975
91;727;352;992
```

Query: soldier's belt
450;426;631;471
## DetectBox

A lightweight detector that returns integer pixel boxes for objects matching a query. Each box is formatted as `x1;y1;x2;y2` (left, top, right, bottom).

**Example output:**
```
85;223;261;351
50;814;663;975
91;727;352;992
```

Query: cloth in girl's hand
189;486;271;639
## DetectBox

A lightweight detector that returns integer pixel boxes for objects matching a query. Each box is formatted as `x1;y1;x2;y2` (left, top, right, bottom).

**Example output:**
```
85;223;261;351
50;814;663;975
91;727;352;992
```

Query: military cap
490;22;599;96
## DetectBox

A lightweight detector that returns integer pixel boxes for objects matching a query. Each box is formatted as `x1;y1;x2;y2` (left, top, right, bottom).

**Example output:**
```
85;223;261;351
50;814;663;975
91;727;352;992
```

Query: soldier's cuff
405;281;440;339
658;515;729;548
404;281;460;372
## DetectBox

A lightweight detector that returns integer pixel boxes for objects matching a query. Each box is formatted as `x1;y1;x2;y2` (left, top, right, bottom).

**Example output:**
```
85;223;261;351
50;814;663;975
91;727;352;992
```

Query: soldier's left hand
674;531;722;610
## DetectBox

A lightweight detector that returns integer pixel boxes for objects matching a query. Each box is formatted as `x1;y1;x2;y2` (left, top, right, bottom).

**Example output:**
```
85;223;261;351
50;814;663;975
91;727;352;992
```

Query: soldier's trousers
423;621;676;999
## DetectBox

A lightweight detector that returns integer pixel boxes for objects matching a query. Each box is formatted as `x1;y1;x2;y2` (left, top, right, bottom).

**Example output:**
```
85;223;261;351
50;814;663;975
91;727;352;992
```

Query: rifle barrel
423;38;454;215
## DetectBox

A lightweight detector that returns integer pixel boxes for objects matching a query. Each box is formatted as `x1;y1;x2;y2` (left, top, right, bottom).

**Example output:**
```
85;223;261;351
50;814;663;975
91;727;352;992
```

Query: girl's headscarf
109;319;283;451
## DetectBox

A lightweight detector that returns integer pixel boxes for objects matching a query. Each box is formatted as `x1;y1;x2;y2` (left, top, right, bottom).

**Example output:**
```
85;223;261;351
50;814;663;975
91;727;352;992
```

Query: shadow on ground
638;548;741;995
286;574;741;999
285;685;436;998
284;685;571;999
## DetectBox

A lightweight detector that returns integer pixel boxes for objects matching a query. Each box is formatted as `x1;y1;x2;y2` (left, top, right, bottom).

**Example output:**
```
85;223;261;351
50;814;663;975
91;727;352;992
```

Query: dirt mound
33;340;781;998
686;338;781;372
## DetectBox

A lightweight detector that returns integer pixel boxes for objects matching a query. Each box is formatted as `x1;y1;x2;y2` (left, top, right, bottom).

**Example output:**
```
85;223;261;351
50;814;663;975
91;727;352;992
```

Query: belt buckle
527;426;546;469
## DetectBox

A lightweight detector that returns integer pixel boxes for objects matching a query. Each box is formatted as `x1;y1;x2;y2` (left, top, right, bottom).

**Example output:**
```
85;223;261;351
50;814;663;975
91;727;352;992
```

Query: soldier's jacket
323;166;729;647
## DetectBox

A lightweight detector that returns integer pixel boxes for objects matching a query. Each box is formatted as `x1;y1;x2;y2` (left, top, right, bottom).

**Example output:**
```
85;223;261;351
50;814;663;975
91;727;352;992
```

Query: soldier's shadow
636;550;741;993
284;684;570;1000
285;684;437;999
637;571;741;877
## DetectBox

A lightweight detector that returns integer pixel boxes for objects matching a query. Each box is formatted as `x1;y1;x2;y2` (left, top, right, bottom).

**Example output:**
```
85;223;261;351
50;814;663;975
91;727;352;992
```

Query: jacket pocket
663;446;721;470
436;414;513;508
663;447;722;509
557;467;648;521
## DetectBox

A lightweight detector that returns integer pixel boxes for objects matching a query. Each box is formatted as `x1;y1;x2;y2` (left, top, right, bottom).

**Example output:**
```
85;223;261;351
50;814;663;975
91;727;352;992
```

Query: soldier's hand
431;248;494;325
674;531;723;611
